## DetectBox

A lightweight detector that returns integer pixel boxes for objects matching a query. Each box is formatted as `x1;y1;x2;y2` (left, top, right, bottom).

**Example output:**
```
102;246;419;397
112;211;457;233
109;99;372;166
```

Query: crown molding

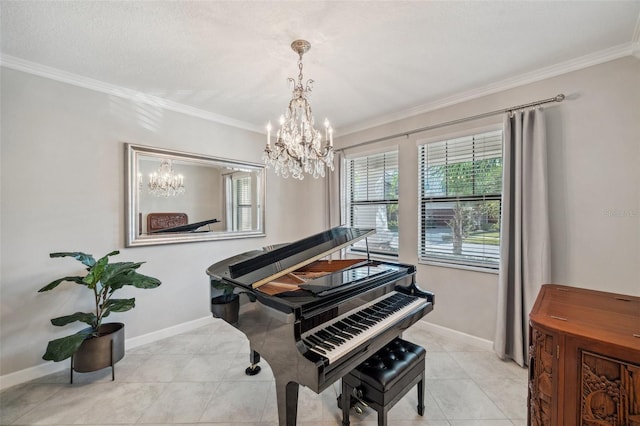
0;54;263;134
339;42;636;136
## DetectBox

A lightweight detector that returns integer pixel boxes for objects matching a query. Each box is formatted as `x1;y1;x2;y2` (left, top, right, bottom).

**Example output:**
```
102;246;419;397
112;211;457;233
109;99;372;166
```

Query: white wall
0;68;325;378
336;56;640;341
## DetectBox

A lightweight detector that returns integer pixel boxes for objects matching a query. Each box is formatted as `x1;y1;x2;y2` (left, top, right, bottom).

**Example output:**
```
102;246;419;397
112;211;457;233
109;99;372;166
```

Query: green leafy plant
211;278;256;302
38;251;161;362
211;278;235;297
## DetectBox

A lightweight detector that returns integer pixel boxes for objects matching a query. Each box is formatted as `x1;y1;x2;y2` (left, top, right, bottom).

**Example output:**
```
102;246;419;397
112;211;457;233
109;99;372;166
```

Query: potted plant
210;279;255;325
38;250;161;382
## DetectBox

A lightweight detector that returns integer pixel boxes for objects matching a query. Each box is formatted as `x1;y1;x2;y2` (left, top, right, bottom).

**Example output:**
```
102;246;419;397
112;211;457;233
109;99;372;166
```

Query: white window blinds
418;129;503;268
233;175;252;231
345;150;399;256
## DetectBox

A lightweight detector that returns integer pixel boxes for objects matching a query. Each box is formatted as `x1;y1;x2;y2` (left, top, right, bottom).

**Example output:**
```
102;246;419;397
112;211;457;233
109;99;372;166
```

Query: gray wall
0;68;327;378
336;56;640;341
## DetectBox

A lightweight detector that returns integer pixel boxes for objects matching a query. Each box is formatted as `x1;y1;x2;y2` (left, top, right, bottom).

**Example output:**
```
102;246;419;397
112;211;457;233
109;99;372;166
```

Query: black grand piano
207;226;434;426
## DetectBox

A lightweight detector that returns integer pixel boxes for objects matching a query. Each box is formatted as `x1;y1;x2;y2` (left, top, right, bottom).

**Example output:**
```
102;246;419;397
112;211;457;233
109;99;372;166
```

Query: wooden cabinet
528;284;640;425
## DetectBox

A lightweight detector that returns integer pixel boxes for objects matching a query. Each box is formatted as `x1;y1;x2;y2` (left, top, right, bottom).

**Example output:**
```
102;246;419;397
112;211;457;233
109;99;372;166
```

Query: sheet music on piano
207;226;434;426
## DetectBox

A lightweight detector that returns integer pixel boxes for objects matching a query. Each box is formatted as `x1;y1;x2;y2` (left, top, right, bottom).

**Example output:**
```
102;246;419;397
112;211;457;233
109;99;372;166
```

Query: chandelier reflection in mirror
264;40;334;180
148;159;185;197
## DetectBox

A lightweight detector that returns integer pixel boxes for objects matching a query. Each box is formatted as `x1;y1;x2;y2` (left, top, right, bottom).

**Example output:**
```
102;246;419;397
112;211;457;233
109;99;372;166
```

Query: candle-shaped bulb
324;118;330;144
329;127;334;147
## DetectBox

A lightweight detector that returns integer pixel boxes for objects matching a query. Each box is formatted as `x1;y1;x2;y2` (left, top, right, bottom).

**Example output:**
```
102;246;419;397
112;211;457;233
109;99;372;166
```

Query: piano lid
207;226;375;289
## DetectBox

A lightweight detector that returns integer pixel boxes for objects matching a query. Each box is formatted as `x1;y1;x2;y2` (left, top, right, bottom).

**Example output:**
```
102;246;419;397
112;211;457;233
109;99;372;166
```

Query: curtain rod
338;93;565;152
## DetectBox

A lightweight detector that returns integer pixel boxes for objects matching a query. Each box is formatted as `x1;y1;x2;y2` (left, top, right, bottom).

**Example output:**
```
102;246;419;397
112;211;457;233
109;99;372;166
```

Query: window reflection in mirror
226;171;260;232
126;143;265;246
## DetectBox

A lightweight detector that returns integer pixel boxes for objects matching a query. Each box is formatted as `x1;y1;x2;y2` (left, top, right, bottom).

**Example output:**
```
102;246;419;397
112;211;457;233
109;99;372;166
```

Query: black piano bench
340;338;426;426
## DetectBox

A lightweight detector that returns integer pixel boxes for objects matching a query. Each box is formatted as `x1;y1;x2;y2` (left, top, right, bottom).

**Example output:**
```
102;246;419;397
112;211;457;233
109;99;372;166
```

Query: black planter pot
71;322;125;383
211;294;240;325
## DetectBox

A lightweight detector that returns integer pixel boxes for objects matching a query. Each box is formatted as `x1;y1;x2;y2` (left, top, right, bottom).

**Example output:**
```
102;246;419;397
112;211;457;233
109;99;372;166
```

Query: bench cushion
349;338;425;392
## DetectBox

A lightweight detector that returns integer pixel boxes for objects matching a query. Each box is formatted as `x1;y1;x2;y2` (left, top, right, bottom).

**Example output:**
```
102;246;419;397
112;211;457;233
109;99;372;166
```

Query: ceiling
1;1;639;134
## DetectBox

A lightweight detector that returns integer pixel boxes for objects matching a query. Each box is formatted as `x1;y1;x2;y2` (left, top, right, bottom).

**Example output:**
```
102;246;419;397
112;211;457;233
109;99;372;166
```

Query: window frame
417;127;503;272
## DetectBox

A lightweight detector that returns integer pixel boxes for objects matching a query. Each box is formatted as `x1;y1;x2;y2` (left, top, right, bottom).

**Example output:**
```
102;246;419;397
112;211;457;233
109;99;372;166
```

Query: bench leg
417;373;425;416
379;407;388;426
341;379;351;426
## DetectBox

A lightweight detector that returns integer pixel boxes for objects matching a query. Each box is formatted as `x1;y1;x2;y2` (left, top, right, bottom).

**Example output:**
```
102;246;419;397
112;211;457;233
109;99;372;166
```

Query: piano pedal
351;388;369;412
245;364;261;376
336;387;369;414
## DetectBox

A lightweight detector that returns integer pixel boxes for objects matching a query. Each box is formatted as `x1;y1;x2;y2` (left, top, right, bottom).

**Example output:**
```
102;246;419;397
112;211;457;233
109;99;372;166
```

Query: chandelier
264;39;334;180
148;159;185;197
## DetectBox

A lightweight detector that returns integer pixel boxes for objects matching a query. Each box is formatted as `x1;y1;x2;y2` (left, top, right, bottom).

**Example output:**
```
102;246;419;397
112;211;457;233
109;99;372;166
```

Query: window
418;129;502;269
225;172;253;231
345;150;399;256
234;175;252;231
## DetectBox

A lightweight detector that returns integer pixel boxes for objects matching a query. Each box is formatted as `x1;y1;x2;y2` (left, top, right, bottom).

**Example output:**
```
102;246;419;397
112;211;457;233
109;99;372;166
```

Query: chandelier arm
306;146;331;157
283;147;304;167
268;144;304;168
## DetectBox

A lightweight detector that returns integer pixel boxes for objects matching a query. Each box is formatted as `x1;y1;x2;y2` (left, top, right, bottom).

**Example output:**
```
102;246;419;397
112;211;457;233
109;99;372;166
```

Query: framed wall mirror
125;143;266;247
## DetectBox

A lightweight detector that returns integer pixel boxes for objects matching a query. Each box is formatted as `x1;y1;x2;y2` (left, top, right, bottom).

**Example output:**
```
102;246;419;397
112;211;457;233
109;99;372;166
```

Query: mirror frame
125;143;266;247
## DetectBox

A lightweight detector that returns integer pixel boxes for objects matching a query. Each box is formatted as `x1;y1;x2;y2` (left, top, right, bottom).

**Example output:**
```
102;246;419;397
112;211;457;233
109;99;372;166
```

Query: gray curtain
326;151;344;259
494;108;551;367
326;150;344;229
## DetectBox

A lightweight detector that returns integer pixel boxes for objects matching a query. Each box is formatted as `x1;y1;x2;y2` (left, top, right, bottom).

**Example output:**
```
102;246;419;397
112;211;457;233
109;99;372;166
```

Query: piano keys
302;291;427;363
207;226;434;426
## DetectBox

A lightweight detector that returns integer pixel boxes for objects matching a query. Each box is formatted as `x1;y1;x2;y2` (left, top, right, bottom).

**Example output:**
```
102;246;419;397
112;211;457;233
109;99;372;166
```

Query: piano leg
245;349;261;376
275;379;299;426
341;380;351;426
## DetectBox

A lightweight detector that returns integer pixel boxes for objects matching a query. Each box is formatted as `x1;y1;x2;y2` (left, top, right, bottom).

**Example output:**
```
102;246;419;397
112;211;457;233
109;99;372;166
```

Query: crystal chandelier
148;159;185;197
264;40;334;180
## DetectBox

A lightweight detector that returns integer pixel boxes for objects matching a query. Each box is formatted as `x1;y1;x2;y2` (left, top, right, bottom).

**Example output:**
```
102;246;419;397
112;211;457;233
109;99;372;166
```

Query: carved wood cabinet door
580;351;640;426
529;326;559;426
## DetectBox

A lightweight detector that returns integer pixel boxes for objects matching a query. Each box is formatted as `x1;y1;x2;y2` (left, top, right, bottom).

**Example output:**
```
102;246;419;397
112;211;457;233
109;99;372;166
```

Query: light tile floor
1;318;528;425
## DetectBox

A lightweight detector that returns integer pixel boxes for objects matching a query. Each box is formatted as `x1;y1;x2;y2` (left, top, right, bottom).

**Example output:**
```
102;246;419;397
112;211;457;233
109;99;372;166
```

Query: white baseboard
125;316;215;350
421;321;494;351
0;316;215;391
0;358;68;392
